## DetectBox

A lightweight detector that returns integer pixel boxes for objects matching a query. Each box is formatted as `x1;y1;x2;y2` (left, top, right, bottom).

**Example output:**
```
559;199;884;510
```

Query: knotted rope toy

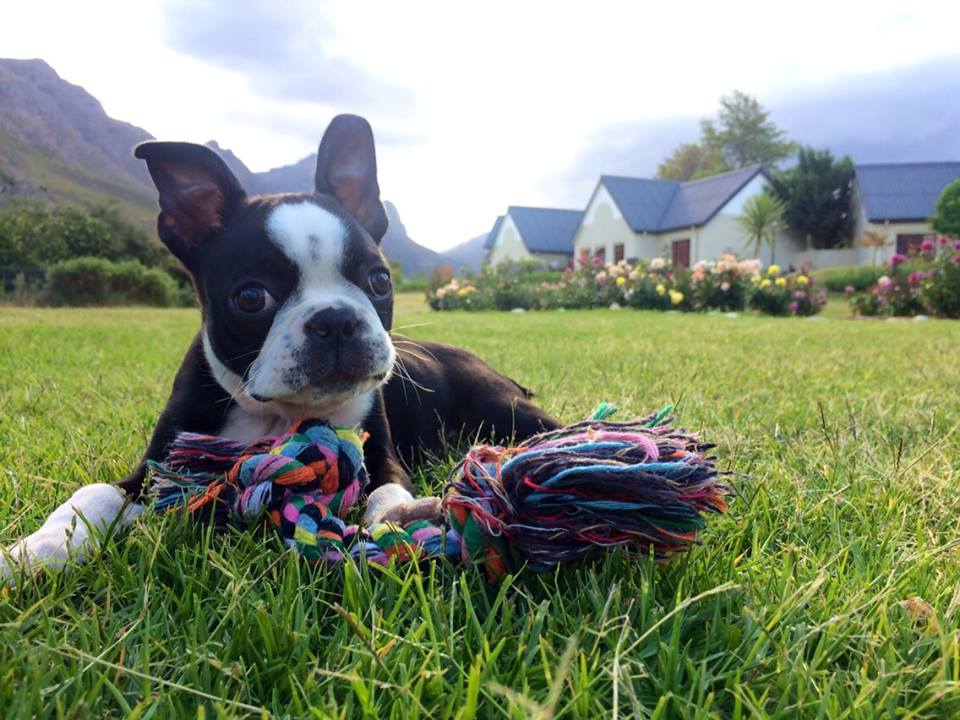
149;405;730;582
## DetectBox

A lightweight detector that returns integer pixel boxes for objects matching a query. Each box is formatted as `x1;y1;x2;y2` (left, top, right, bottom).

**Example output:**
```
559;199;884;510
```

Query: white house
571;166;808;268
852;162;960;263
484;206;583;268
484;161;960;275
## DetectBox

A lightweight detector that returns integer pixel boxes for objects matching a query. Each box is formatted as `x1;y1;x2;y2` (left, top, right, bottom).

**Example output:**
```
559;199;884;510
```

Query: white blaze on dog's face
135;115;395;420
242;199;396;409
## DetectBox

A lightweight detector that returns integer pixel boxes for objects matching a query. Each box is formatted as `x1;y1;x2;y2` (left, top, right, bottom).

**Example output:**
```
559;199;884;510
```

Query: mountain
441;233;488;273
207;141;316;196
380;201;448;277
0;58;158;230
0;57;449;275
254;154;316;195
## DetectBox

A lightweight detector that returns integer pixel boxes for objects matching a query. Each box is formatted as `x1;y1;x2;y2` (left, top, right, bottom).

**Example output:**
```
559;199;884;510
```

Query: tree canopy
656;142;727;182
656;91;796;181
769;147;855;249
0;199;164;273
932;179;960;238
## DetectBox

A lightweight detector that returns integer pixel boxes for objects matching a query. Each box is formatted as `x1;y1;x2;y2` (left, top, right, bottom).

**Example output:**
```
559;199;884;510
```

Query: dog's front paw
363;484;442;526
1;483;141;585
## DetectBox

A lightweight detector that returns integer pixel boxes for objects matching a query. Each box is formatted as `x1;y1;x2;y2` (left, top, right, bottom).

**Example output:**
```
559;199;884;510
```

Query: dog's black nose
305;306;359;342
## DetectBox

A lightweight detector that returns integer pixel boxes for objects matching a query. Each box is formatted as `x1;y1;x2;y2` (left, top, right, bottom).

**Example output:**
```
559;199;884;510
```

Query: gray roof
483;214;505;250
497;206;583;255
601;176;678;231
855;162;960;222
601;165;765;233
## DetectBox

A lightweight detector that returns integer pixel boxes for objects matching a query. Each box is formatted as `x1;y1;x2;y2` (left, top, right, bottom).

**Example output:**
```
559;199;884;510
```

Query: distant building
486;161;960;275
484;206;582;268
572;166;788;268
852;162;960;262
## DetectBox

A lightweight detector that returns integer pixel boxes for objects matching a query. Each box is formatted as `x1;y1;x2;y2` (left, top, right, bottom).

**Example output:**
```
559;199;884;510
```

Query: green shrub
43;257;178;307
918;248;960;317
812;265;887;293
0;199;163;271
932;179;960;239
850;240;960;318
849;291;884;316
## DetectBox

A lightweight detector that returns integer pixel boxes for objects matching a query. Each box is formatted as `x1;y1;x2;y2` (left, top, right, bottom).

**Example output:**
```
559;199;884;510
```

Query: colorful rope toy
149;405;730;582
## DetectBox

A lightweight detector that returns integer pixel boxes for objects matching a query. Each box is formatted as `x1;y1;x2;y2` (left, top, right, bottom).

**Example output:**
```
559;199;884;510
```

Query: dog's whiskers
392;354;433;397
392;338;438;363
390;332;437;352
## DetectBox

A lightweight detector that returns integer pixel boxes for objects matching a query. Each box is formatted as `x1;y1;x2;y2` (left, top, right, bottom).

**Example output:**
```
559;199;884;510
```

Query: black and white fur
1;115;558;582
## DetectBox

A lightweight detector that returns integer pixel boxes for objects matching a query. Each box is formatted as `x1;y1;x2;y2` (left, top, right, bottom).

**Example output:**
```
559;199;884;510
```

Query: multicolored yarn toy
149;405;730;582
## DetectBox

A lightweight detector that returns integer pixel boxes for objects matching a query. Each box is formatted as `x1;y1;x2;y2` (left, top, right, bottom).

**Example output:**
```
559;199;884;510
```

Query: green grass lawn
2;296;960;718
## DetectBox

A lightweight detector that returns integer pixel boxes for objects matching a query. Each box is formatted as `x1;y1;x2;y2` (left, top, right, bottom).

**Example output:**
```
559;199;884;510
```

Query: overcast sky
3;0;959;250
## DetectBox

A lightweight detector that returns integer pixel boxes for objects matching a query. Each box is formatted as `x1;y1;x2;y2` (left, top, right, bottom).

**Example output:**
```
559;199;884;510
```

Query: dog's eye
368;269;392;299
234;284;276;313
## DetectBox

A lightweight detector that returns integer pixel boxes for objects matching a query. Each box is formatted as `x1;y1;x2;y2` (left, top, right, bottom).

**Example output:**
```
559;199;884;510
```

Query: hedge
42;257;179;307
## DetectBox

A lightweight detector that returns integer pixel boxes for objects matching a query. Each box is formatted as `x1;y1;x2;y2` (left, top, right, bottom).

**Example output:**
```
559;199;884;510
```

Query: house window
671;239;690;268
595;247;606;265
613;243;625;263
896;233;935;256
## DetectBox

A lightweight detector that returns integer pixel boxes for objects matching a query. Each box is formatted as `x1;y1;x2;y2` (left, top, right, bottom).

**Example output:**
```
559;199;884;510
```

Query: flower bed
748;264;827;317
851;237;960;318
428;255;824;316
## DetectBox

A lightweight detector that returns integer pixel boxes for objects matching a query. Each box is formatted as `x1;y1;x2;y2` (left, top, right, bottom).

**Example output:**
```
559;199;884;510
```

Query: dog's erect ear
134;141;247;266
315;115;388;243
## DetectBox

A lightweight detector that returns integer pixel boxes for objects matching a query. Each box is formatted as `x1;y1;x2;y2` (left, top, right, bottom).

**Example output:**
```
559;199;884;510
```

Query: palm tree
738;193;787;262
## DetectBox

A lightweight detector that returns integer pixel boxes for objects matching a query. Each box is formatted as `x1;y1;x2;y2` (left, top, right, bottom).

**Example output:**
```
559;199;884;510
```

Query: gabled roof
600;165;766;233
855;162;960;222
601;176;679;231
493;206;583;255
483;214;505;250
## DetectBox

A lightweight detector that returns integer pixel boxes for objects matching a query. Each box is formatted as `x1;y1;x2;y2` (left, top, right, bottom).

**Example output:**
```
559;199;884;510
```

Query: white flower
650;258;666;270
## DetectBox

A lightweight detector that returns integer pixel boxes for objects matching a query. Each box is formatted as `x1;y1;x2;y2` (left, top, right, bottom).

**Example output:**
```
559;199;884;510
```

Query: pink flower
920;238;935;253
908;271;925;287
889;253;907;267
789;301;799;314
844;285;855;295
955;240;960;250
720;281;730;292
793;290;807;300
939;235;949;247
952;255;960;264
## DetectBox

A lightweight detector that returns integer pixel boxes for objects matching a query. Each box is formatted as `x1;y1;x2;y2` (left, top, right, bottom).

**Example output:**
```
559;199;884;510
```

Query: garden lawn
2;297;960;718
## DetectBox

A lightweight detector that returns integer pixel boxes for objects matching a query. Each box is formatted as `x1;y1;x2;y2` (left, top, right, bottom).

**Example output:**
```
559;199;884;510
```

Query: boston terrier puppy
1;115;558;581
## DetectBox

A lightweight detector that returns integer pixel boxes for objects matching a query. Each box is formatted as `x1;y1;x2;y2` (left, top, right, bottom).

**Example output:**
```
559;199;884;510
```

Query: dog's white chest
218;391;376;443
219;409;292;443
